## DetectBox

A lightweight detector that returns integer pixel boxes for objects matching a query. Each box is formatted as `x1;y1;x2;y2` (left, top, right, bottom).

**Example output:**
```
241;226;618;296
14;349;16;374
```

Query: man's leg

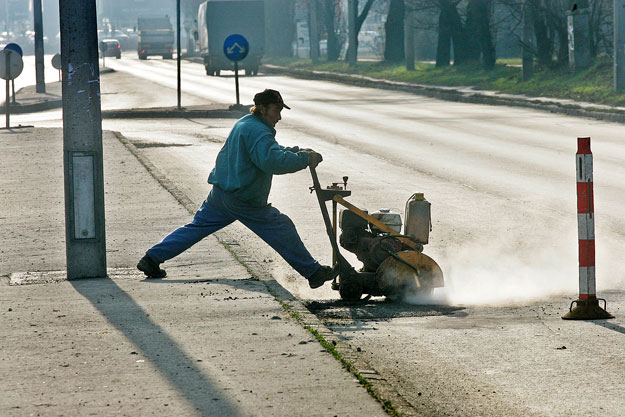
146;194;234;264
236;204;320;278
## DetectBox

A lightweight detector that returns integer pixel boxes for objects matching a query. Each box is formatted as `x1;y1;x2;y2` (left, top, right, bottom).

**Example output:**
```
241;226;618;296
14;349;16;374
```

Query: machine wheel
339;279;363;302
138;54;147;60
215;70;221;76
245;68;251;76
116;54;121;59
163;54;173;60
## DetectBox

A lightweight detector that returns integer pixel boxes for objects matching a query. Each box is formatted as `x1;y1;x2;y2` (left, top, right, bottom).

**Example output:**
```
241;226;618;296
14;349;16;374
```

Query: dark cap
253;89;291;109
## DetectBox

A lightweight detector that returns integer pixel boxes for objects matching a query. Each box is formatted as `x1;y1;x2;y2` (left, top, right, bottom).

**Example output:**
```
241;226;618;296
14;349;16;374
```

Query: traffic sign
51;53;62;70
223;34;249;62
4;43;23;57
0;49;23;80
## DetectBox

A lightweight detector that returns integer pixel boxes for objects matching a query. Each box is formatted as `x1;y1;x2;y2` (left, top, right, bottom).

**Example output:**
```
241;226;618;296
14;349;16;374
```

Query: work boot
308;265;335;289
137;254;167;279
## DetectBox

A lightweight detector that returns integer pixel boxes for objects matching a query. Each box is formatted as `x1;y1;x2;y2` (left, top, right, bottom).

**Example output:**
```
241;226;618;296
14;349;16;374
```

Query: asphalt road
23;53;625;416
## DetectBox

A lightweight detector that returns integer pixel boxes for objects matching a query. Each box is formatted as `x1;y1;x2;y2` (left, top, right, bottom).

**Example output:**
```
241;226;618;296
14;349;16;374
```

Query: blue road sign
223;34;249;62
4;43;23;57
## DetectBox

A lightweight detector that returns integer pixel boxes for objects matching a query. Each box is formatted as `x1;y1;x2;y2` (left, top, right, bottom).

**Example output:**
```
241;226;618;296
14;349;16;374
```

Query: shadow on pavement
70;276;243;416
593;320;625;336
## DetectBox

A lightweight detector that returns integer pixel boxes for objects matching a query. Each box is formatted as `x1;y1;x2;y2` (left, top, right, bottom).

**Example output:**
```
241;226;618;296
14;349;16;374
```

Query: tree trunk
345;0;375;63
384;0;405;62
436;5;451;66
531;1;554;67
441;1;468;65
322;0;340;61
471;0;495;68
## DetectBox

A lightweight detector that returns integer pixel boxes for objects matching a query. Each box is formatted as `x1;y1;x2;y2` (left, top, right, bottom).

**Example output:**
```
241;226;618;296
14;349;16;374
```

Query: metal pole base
562;296;614;320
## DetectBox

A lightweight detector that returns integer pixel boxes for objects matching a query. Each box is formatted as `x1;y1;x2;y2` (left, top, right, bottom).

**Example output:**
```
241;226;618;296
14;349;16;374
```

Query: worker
137;89;335;289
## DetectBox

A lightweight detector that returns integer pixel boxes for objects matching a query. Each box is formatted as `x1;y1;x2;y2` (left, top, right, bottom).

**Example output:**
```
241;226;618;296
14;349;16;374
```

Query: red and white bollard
563;137;613;320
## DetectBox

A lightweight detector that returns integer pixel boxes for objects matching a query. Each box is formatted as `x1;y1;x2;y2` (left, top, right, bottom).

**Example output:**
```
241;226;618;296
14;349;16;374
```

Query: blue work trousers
147;186;320;278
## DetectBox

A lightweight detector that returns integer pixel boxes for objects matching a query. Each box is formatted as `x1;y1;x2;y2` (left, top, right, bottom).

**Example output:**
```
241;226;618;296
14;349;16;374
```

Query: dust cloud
408;229;625;306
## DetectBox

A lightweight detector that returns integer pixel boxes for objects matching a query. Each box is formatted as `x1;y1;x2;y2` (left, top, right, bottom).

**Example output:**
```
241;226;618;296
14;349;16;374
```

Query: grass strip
280;300;402;417
267;55;625;107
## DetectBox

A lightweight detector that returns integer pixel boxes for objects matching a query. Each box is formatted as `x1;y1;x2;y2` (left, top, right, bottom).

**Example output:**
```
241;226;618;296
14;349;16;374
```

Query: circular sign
4;43;23;57
51;53;61;70
0;49;24;80
99;41;108;52
223;34;249;62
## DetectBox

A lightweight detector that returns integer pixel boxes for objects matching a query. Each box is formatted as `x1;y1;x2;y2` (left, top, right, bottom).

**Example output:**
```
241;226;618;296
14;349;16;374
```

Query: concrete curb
261;64;625;125
0;97;62;114
115;130;414;416
102;105;249;119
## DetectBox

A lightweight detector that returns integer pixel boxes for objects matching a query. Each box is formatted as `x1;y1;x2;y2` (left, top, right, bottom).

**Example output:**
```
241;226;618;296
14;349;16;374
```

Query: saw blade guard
376;251;444;297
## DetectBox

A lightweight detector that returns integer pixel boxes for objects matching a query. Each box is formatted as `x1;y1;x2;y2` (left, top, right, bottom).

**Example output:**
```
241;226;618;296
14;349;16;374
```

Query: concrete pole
59;0;107;279
309;0;319;64
615;0;625;90
522;0;533;81
404;5;415;71
33;0;45;93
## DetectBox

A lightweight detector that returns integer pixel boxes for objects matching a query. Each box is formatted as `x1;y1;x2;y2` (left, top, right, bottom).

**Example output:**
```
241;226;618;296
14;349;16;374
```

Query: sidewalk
0;128;387;416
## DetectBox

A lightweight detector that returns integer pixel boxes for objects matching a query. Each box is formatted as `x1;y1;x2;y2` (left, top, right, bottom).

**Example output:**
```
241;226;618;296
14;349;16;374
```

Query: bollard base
562;296;614;320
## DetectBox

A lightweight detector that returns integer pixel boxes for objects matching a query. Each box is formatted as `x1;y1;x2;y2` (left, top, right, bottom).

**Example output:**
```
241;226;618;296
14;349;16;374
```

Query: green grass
265;55;625;107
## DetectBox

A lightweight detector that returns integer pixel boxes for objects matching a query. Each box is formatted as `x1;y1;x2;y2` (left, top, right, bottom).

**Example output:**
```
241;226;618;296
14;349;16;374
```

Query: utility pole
177;0;181;109
33;0;45;93
615;0;625;90
309;0;319;64
59;0;107;279
347;0;357;67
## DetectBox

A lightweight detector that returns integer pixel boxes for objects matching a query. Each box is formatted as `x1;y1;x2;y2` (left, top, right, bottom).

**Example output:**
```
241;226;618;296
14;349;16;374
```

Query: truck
137;15;175;60
197;0;264;76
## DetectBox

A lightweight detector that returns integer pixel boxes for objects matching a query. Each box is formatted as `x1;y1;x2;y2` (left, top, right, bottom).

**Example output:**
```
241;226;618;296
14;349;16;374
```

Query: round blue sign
4;43;23;57
223;34;249;62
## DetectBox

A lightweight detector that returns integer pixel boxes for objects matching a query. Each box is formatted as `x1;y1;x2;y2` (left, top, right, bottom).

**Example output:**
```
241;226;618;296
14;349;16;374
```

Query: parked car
100;39;121;59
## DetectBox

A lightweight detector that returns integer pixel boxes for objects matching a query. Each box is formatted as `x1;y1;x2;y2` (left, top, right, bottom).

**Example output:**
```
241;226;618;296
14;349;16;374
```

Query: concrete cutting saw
309;166;444;301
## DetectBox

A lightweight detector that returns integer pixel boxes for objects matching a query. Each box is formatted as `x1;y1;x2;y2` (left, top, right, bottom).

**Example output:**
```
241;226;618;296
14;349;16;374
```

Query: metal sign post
223;34;249;106
99;41;107;68
5;44;23;104
51;53;62;81
176;0;181;110
0;49;24;129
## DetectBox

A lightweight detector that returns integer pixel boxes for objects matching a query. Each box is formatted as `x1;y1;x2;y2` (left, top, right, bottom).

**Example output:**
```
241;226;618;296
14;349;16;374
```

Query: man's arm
250;135;316;174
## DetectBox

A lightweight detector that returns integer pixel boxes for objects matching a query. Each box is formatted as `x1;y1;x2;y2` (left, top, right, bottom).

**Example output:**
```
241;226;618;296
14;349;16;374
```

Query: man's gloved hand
307;150;323;168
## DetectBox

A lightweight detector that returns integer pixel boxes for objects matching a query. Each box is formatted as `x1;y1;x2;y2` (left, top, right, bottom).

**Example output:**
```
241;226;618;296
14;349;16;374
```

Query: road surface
19;53;625;416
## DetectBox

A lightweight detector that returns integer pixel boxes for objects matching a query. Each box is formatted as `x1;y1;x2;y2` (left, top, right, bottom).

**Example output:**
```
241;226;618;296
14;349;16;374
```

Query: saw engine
309;166;444;301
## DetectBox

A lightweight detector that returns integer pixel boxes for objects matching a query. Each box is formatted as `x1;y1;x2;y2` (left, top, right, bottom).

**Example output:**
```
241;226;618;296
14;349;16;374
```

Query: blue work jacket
208;114;309;207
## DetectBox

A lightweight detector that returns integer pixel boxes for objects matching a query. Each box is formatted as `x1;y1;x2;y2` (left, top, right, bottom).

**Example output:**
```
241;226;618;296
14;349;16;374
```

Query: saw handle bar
308;165;351;268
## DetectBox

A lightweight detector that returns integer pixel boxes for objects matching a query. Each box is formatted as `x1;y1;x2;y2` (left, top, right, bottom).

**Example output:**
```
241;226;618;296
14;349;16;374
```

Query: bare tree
321;0;345;61
430;0;496;68
344;0;376;62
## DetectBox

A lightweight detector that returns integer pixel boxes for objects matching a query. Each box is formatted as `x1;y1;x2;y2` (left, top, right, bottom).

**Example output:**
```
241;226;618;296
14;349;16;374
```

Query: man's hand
307;150;323;168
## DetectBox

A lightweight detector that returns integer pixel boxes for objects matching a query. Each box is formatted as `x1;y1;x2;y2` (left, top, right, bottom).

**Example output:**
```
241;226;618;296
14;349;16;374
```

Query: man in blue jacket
137;89;334;289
